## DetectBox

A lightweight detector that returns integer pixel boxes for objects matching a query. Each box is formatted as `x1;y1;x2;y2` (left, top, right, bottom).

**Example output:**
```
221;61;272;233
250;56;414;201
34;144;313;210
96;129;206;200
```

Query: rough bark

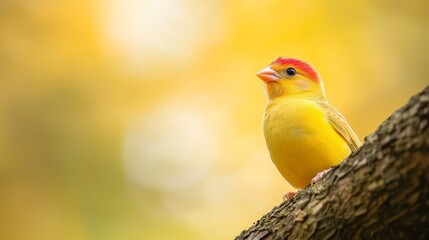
236;86;429;240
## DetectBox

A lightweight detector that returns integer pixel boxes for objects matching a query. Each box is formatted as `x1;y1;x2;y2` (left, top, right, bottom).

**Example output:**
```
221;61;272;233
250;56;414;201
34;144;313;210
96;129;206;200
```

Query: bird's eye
286;68;296;76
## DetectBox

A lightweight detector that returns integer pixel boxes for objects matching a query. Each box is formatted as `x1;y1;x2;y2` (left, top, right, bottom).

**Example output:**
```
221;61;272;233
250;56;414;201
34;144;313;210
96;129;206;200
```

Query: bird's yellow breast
263;97;351;189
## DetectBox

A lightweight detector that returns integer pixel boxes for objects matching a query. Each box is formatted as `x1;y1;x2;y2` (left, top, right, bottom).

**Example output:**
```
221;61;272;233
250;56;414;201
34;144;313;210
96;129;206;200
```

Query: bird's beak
256;67;281;83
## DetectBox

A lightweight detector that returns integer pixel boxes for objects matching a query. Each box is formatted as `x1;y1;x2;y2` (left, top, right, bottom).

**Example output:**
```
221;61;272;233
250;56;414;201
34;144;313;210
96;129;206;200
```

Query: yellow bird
257;57;362;196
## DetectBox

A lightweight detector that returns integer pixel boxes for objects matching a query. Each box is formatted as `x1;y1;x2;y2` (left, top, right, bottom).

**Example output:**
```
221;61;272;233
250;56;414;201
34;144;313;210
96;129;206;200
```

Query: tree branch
236;86;429;240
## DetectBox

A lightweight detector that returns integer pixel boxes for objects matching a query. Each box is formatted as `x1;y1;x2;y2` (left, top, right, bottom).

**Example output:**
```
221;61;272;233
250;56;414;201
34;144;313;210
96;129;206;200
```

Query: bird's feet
283;192;296;201
311;168;332;185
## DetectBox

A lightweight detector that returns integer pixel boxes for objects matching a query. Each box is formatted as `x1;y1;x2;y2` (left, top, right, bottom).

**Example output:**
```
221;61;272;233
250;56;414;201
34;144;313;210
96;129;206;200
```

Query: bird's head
257;57;326;100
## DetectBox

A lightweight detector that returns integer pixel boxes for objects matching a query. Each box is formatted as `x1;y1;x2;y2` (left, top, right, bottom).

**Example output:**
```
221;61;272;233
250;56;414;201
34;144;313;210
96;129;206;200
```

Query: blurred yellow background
1;0;428;239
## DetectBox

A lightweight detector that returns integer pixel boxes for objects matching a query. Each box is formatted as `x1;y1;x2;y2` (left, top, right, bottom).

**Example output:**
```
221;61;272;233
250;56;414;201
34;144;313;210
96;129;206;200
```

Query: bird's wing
318;100;362;151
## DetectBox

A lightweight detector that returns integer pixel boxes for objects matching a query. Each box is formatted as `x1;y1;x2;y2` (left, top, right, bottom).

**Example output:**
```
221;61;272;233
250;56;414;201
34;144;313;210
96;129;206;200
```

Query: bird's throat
265;82;283;100
265;81;325;101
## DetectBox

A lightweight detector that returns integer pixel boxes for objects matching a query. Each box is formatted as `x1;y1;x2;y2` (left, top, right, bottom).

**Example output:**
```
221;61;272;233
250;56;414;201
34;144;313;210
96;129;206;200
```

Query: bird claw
311;168;332;185
283;192;296;201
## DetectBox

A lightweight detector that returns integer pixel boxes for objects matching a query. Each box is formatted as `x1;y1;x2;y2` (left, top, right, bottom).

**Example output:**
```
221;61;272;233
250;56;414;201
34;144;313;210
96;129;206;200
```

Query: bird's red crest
272;57;319;82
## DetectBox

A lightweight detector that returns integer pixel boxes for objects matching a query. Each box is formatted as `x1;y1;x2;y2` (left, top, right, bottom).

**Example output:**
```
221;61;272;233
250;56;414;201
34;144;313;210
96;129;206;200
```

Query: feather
317;100;362;151
272;57;319;82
